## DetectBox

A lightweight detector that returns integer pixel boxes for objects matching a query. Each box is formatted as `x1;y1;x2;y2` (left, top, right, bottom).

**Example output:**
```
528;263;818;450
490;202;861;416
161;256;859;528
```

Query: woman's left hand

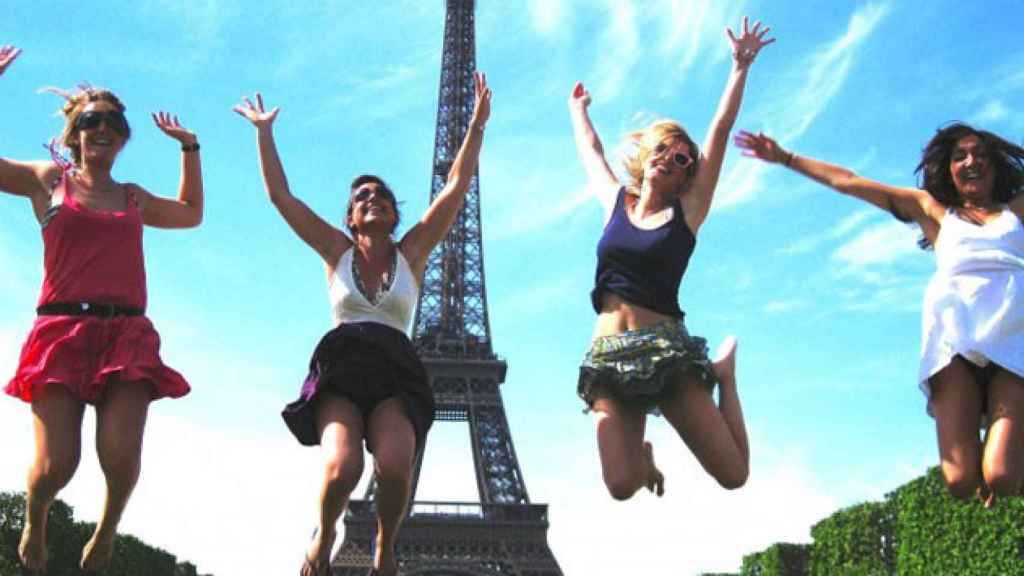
151;111;198;146
470;71;491;129
726;16;775;67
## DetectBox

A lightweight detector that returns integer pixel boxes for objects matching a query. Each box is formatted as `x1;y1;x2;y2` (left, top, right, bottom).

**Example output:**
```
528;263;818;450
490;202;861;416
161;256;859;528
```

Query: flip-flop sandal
301;528;335;576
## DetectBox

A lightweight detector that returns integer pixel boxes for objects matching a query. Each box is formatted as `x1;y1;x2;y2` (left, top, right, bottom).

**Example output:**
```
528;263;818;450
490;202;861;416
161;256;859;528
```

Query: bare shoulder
122;181;152;208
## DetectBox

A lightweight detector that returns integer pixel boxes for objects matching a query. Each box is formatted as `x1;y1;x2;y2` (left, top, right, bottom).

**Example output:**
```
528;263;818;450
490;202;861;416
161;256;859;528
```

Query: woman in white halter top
235;74;491;576
735;123;1024;508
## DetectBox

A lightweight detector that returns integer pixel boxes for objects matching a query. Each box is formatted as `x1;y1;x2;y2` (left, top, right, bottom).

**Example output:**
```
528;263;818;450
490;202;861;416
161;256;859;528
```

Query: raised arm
136;112;204;228
0;45;61;220
234;93;348;267
683;17;774;233
401;72;491;275
734;130;945;241
568;81;619;212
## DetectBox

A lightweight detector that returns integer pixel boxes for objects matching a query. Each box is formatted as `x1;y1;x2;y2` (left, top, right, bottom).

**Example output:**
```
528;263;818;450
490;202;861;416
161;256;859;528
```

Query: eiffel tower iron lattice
330;2;563;575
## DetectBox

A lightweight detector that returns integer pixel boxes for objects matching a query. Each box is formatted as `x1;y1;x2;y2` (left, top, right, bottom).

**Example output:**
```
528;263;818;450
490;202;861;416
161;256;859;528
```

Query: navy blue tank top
591;188;696;317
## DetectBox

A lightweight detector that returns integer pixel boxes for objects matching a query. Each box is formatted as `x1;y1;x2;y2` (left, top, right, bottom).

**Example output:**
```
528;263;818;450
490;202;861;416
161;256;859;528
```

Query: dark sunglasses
352;185;394;203
653;142;693;169
74;110;129;136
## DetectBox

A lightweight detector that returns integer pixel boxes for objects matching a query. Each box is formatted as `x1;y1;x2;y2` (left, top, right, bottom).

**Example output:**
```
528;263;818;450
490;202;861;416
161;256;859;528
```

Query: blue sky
1;1;1022;574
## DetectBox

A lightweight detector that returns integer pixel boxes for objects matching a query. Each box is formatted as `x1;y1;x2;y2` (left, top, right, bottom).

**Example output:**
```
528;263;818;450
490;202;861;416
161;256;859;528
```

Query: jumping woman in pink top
0;46;204;572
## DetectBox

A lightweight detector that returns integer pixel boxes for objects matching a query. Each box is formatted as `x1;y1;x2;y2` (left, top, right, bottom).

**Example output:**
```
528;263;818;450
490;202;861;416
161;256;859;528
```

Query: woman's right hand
232;92;279;129
734;130;790;164
568;81;592;113
0;45;22;76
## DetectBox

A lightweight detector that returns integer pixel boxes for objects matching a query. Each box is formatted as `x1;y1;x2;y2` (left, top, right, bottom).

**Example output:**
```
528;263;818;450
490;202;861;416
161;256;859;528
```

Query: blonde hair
42;85;130;166
621;120;699;195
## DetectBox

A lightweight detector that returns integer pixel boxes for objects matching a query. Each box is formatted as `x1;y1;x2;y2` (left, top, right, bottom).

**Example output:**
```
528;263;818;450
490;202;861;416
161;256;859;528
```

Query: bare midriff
592;291;677;339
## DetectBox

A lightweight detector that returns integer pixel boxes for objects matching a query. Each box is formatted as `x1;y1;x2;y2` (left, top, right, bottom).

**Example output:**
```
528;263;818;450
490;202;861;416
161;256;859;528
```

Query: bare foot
18;521;47;572
643;441;665;497
80;528;116;571
302;527;336;576
712;335;738;384
374;533;400;576
977;481;997;509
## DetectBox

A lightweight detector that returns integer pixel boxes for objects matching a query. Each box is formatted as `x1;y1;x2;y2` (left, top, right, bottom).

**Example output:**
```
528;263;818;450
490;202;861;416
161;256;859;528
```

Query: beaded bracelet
181;142;201;153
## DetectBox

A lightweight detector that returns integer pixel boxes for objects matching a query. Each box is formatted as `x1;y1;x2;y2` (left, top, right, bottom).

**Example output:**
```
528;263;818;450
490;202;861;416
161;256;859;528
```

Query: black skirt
281;322;434;451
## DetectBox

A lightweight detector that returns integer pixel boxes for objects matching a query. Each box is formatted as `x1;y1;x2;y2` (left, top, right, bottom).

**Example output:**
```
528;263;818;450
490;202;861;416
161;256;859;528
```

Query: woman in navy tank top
0;46;204;572
569;19;773;501
736;125;1024;507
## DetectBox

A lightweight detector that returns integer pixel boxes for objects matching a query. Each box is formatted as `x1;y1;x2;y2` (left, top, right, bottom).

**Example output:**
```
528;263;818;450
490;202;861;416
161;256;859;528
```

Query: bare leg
81;378;152;571
981;369;1024;507
593;396;660;500
20;385;85;572
930;357;984;500
659;336;749;489
365;398;417;576
304;395;365;576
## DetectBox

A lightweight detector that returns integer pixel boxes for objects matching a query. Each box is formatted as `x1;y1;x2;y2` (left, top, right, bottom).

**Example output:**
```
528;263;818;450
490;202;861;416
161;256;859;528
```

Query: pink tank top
37;173;147;310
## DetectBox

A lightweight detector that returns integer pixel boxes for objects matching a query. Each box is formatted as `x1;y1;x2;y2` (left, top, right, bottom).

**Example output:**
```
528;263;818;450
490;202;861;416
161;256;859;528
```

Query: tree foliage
730;466;1024;576
0;491;211;575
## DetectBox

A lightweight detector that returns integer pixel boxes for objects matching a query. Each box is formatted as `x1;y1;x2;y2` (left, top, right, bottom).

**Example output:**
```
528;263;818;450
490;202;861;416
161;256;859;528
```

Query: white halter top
328;247;419;336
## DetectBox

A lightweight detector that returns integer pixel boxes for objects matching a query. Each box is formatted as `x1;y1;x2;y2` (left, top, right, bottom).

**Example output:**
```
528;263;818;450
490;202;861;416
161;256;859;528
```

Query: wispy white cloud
764;299;810;315
715;3;890;209
591;0;640;100
780;209;875;255
831;219;919;270
969;98;1010;126
527;0;566;35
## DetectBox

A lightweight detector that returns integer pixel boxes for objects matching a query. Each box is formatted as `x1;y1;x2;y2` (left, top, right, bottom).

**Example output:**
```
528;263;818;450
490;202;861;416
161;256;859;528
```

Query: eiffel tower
331;2;563;575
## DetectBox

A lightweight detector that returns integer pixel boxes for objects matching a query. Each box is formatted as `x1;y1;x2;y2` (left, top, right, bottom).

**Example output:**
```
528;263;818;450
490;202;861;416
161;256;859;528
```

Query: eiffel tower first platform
330;1;563;575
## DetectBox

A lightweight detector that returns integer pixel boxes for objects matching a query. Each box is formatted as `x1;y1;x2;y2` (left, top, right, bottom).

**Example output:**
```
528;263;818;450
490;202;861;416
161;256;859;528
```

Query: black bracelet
181;142;200;152
784;151;795;167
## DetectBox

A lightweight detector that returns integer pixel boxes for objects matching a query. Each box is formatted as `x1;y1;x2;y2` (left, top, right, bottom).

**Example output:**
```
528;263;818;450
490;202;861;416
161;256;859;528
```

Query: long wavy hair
43;85;131;167
915;122;1024;207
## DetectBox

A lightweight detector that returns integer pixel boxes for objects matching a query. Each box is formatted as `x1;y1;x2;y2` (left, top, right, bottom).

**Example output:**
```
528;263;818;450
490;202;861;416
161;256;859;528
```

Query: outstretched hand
233;92;280;130
471;72;491;128
733;130;789;164
151;112;197;145
568;81;591;112
0;45;22;76
726;17;775;67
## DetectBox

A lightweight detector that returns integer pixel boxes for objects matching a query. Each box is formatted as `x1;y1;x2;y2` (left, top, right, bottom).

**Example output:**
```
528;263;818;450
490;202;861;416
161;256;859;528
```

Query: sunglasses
74;110;129;136
352;185;395;204
653;142;693;169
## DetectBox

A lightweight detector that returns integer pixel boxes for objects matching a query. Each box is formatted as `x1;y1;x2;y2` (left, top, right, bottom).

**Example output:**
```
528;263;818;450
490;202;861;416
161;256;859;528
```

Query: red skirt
5;314;190;404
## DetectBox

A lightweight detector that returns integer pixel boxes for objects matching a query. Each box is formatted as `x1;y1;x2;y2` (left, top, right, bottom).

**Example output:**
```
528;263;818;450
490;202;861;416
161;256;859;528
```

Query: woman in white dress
735;124;1024;506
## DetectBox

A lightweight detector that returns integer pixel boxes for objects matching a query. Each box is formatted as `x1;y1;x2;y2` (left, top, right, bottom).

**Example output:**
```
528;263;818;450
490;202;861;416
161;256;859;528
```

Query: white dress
919;207;1024;407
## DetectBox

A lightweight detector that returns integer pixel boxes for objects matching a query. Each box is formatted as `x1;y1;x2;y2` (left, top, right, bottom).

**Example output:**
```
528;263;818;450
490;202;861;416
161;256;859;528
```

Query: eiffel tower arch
331;2;563;575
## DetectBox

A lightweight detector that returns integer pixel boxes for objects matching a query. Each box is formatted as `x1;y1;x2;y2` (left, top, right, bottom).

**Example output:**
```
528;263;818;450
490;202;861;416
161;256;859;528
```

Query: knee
714;465;749;491
984;465;1021;498
323;455;363;495
31;453;80;492
374;455;413;489
603;472;640;501
943;469;980;500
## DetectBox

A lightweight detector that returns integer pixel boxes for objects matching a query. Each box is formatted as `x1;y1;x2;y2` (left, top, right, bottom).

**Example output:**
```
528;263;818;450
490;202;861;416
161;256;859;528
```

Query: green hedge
733;466;1024;576
889;467;1024;576
741;543;810;576
0;491;209;575
808;501;894;576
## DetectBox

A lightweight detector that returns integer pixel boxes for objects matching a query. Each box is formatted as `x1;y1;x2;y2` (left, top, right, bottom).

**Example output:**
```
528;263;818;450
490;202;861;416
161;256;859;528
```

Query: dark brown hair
915;122;1024;207
346;174;401;235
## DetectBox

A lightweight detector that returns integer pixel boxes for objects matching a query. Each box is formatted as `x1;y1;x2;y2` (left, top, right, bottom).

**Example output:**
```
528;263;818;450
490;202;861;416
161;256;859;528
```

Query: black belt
37;302;144;318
